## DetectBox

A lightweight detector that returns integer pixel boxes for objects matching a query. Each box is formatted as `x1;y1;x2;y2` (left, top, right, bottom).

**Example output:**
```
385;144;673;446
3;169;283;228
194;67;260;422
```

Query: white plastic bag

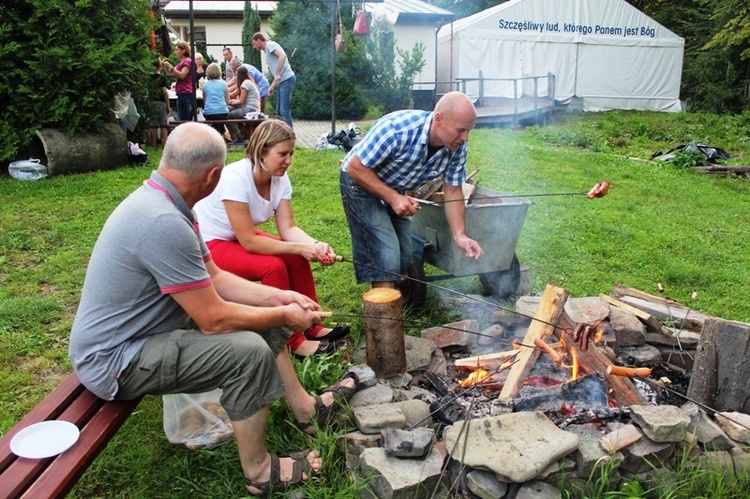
163;389;234;450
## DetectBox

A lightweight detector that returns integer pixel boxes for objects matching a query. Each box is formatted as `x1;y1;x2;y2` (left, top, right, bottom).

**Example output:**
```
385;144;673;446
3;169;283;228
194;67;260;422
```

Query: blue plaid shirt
341;110;467;190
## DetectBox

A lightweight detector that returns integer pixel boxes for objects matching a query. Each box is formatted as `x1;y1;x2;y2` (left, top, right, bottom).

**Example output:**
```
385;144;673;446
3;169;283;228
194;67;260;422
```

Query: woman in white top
194;119;349;357
226;65;261;145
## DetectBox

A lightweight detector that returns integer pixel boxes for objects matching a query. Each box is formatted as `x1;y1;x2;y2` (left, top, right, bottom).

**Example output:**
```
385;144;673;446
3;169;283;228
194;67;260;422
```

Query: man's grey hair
160;123;226;179
229;57;242;69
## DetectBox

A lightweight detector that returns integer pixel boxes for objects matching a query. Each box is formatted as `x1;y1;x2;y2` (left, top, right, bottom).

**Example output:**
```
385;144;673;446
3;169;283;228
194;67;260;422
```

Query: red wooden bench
0;373;141;498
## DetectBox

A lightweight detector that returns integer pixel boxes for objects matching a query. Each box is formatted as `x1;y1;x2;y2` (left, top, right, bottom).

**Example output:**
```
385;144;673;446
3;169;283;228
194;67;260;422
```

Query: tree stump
687;318;750;413
363;288;406;378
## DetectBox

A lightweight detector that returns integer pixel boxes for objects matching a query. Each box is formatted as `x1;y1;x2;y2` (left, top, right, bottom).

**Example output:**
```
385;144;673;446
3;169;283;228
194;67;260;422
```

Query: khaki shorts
115;327;292;421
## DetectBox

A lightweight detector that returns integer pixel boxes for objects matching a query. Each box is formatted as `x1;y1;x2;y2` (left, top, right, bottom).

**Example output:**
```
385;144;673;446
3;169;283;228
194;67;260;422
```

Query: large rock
715;412;750;444
444;412;579;483
565;296;610;324
609;307;646;346
420;320;477;351
404;335;438;372
630;405;691;443
359;442;448;499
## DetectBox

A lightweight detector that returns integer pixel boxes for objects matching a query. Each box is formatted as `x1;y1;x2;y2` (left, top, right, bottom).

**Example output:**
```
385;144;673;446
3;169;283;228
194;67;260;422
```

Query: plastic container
8;159;48;181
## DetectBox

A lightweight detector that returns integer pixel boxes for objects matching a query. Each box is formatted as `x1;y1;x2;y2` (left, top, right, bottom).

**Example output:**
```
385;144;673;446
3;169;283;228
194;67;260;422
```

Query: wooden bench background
173;118;265;141
0;373;141;498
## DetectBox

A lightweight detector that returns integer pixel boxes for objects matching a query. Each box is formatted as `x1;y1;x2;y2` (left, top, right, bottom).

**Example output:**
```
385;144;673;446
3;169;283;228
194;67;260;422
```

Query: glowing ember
512;339;520;350
459;369;490;388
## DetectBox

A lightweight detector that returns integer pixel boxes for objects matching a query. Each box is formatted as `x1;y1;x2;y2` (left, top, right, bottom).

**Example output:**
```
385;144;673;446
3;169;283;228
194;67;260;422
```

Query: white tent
437;0;684;112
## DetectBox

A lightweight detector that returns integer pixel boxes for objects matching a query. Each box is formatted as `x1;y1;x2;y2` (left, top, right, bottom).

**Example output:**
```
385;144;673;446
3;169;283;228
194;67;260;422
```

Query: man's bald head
160;122;226;180
430;92;476;151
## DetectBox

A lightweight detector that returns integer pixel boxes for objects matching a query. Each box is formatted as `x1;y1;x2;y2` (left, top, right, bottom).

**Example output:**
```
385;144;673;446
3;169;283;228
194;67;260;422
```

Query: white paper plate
10;420;80;459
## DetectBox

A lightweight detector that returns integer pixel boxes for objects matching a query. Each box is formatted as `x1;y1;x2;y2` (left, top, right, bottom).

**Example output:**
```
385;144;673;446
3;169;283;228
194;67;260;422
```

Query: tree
632;0;749;113
366;28;426;113
269;1;372;119
0;0;152;163
242;1;262;68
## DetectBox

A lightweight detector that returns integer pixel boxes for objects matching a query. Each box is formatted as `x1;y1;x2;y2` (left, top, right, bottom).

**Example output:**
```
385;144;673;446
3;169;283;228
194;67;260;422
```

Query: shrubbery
0;0;153;163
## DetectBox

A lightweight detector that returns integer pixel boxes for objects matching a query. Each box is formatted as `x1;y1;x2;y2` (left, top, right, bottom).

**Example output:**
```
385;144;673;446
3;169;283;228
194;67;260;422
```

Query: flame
594;328;604;343
512;340;520;350
459;369;490;388
569;346;579;381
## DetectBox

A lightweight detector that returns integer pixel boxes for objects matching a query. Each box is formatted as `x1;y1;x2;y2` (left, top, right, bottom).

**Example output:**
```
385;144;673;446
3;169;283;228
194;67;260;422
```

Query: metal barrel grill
406;186;531;307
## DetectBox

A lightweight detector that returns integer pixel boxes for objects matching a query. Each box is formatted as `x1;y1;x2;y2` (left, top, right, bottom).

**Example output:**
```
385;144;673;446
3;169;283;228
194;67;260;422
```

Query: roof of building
163;0;453;23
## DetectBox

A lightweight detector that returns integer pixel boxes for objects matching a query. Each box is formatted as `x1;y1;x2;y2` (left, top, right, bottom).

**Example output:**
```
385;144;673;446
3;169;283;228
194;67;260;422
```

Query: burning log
558;314;646;407
499;284;570;399
362;287;406;378
606;365;653;378
453;350;519;368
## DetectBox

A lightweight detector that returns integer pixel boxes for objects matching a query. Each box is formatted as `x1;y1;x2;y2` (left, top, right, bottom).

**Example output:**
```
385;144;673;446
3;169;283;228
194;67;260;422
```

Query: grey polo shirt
69;171;212;400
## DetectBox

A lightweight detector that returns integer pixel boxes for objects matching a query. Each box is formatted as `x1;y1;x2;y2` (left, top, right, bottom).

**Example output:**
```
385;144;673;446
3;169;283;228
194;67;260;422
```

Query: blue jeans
275;75;296;128
176;93;193;121
340;170;412;284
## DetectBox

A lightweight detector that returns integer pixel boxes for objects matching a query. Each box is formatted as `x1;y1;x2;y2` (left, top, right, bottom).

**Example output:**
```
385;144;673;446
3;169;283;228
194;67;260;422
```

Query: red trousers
206;230;321;350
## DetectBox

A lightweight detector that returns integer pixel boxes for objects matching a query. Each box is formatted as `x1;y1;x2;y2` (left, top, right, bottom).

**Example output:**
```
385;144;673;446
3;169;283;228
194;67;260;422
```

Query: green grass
2;110;750;497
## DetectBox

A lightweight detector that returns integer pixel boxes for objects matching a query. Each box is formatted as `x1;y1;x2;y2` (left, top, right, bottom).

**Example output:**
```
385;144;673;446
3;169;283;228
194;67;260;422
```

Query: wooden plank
557;314;645;407
23;399;141;499
599;293;672;335
610;284;711;332
0;374;85;473
499;284;569;399
0;388;106;499
454;349;519;368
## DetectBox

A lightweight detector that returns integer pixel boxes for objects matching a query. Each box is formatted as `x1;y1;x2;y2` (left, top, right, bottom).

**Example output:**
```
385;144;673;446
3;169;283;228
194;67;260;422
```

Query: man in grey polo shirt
69;123;352;495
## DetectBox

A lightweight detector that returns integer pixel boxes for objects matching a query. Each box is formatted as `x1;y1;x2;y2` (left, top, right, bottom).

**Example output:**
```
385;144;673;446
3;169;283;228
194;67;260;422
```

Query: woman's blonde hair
206;62;221;79
247;120;296;167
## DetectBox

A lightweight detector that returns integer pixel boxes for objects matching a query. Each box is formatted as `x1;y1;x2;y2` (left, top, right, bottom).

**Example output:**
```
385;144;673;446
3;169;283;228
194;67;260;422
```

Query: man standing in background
222;47;235;82
252;33;295;128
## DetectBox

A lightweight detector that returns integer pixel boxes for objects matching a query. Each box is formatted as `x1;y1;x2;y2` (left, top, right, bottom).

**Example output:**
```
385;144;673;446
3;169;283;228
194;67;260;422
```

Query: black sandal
309;324;351;342
292;339;338;361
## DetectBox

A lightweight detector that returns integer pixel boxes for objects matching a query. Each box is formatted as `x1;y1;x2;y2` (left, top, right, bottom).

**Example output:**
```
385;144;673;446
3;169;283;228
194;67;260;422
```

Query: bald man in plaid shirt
340;92;484;289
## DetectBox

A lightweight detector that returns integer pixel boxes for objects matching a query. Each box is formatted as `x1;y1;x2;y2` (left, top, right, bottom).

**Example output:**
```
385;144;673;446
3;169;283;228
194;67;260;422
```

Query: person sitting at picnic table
201;62;229;133
194;52;206;84
227;57;270;113
226;65;261;145
68;122;357;496
194;119;350;359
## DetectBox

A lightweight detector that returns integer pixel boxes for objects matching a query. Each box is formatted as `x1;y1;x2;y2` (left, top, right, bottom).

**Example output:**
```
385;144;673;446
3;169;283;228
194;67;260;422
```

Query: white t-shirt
194;158;292;243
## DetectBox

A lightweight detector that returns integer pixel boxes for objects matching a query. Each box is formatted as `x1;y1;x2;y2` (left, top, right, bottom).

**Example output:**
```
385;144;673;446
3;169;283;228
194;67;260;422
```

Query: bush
0;0;153;163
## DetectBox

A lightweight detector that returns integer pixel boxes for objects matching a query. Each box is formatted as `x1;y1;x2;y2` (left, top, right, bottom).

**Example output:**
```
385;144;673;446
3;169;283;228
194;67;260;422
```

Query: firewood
499;284;569;399
557;314;645;407
362;288;406;378
599;293;671;335
454;349;520;368
610;284;711;332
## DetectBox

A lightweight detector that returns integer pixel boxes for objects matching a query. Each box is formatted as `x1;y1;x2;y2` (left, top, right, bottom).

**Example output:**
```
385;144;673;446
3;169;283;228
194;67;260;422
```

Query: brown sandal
243;450;314;497
295;372;360;434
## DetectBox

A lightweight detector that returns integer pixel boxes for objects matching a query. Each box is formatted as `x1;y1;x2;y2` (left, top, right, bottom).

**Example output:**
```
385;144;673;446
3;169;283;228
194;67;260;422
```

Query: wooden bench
173;118;265;141
0;373;141;498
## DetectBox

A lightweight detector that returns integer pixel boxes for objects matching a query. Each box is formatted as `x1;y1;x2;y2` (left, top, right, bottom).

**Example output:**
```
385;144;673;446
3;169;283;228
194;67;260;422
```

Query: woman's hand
298;241;330;262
